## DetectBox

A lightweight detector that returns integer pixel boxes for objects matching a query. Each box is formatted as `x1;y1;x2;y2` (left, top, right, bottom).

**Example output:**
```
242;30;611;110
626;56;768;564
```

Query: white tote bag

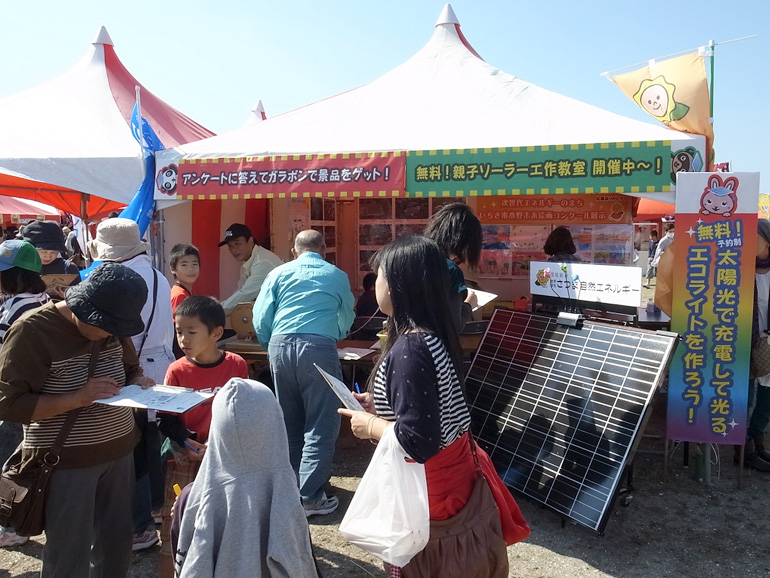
339;426;430;567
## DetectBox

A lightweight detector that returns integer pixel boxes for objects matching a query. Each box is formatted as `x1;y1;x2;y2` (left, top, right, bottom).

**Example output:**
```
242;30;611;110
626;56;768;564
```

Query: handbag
338;426;430;568
401;433;510;578
751;331;770;378
0;340;102;536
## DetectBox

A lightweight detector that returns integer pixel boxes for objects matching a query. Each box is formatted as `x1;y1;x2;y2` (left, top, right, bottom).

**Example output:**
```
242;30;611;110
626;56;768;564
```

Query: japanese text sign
476;194;633;224
667;172;760;444
529;261;643;308
154;151;405;200
406;141;671;197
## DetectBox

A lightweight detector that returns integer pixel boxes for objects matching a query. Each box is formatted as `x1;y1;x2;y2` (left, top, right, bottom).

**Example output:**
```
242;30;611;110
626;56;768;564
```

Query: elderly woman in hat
22;220;79;277
0;262;154;577
22;220;80;299
88;217;175;550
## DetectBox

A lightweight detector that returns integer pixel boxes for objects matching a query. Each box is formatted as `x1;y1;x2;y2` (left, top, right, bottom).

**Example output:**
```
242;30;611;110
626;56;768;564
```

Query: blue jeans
268;334;342;505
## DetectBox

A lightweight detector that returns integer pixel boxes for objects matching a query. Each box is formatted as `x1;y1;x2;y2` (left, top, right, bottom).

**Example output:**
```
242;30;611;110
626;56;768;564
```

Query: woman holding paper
0;263;153;577
424;203;484;328
339;236;528;577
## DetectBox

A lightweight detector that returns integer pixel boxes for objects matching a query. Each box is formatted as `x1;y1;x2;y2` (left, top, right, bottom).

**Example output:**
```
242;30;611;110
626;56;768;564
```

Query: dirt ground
2;404;769;578
2;287;767;578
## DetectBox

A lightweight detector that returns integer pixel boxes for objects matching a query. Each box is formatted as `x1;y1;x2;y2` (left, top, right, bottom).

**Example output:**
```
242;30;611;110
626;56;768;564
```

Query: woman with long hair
424;203;483;328
339;235;527;577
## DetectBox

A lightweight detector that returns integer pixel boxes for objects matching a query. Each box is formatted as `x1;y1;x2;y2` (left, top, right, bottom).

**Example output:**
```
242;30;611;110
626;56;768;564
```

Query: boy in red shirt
158;295;248;577
169;244;200;314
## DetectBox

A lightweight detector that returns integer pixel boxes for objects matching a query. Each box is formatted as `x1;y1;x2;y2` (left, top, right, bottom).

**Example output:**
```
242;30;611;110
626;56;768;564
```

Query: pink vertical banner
667;172;760;443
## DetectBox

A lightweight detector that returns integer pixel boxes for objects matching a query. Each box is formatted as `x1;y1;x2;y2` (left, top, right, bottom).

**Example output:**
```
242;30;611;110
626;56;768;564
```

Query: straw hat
88;218;151;262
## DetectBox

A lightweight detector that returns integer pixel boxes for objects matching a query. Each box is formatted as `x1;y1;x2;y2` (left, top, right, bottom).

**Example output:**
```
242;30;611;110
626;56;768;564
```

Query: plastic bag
339;426;429;567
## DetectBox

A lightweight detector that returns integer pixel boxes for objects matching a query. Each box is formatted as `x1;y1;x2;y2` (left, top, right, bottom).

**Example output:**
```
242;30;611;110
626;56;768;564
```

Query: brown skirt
401;474;509;578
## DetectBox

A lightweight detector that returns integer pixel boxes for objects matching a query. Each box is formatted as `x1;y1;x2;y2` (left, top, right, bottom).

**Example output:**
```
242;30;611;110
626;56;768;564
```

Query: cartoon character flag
609;52;714;148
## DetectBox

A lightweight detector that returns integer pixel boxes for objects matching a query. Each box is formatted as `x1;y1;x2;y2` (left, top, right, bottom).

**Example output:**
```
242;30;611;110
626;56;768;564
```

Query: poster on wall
666;172;760;444
479;225;550;277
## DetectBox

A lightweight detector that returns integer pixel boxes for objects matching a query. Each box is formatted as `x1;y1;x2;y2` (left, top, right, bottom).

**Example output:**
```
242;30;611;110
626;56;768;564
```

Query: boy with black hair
168;244;200;313
157;295;249;577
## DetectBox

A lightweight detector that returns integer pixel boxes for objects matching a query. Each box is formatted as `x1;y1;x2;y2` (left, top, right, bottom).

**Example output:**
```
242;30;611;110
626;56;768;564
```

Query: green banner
406;141;671;197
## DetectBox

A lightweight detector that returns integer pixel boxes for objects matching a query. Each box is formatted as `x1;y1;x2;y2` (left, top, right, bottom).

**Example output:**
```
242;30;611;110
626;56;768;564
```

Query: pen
184;440;200;454
173;483;182;497
354;382;361;394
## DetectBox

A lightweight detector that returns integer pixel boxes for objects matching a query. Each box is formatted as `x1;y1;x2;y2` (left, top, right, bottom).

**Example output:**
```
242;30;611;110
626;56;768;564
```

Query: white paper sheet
469;289;498;311
315;364;365;411
337;347;375;360
94;384;214;413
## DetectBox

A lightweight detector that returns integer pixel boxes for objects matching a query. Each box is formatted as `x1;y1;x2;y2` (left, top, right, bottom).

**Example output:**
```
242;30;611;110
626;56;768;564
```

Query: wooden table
221;334;483;380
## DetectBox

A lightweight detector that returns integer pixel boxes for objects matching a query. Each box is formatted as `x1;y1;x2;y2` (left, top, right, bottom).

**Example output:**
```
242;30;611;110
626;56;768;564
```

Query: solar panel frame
466;309;677;533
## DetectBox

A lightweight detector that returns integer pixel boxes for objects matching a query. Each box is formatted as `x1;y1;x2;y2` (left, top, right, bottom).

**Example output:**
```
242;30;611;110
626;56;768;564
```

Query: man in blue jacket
252;230;354;517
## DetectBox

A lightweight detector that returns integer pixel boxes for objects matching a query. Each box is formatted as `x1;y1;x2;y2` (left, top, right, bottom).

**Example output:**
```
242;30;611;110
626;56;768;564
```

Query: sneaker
0;529;29;548
132;526;159;551
743;453;770;473
151;508;163;525
304;494;339;517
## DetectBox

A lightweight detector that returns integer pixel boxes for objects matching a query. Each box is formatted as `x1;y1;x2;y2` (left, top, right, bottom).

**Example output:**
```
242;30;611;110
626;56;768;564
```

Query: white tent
167;4;704;180
0;27;214;217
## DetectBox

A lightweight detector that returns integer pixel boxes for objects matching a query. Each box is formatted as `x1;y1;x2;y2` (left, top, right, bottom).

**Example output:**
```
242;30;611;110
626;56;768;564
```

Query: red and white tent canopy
169;3;704;185
0;27;214;218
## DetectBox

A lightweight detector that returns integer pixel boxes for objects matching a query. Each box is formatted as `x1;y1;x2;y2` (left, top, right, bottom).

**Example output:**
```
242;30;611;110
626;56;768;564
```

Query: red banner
165;152;405;200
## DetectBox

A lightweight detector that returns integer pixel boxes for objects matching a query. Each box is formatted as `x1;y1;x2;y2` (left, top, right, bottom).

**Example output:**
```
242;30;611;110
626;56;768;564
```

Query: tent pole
81;193;91;265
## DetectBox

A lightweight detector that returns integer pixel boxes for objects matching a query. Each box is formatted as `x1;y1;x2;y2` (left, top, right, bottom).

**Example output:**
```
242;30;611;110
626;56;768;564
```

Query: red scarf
423;432;530;545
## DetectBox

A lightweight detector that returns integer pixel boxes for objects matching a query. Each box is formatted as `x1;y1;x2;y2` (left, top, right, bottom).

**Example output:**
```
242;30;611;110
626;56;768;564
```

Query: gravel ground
2;407;768;578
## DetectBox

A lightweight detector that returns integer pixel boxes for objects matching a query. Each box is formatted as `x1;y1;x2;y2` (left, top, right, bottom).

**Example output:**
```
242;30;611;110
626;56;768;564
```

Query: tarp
0;196;59;218
158;4;705;203
0;26;215;219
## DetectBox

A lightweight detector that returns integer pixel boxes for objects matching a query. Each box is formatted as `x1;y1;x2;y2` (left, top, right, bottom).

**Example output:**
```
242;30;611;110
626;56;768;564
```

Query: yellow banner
610;53;713;146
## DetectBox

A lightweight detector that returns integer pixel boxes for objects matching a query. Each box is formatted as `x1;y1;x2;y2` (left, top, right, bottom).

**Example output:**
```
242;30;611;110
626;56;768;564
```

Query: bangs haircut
174;295;225;332
0;267;47;296
169;243;200;269
423;203;482;268
369;235;463;385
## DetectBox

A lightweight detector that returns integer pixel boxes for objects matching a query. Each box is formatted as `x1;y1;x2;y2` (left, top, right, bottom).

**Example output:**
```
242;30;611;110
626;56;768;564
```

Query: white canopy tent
0;27;214;218
163;4;705;204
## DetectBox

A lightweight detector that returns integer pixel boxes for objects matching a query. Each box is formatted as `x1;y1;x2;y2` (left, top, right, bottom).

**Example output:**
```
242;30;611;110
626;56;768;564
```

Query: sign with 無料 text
406;141;671;197
667;172;760;444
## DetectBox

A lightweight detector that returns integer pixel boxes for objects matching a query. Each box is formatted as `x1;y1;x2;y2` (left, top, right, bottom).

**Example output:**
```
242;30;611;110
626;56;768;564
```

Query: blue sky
2;1;767;189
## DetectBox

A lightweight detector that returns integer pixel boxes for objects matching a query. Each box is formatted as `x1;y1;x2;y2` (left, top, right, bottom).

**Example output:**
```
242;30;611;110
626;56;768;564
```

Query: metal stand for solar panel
466;308;678;534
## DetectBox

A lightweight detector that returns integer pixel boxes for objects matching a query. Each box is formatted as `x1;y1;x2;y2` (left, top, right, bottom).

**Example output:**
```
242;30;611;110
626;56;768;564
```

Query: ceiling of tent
0;26;214;219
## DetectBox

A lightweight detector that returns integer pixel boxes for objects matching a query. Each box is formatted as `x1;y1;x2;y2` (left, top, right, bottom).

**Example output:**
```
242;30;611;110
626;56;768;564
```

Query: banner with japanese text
406;141;671;197
666;172;760;444
476;193;633;225
154;150;405;200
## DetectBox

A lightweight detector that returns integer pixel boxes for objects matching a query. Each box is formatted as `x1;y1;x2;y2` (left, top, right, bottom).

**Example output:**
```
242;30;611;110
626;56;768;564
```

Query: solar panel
466;309;677;533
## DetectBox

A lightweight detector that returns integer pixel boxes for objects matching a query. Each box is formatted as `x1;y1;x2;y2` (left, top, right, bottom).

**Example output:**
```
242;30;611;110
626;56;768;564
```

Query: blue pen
184;440;200;455
354;382;361;394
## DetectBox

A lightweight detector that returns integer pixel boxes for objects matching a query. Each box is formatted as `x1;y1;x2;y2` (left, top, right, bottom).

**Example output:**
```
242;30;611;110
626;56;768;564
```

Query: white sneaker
304;494;339;517
0;529;29;548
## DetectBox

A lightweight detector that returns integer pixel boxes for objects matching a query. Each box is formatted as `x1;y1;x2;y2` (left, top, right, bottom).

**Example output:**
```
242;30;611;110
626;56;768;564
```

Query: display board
466;309;677;533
